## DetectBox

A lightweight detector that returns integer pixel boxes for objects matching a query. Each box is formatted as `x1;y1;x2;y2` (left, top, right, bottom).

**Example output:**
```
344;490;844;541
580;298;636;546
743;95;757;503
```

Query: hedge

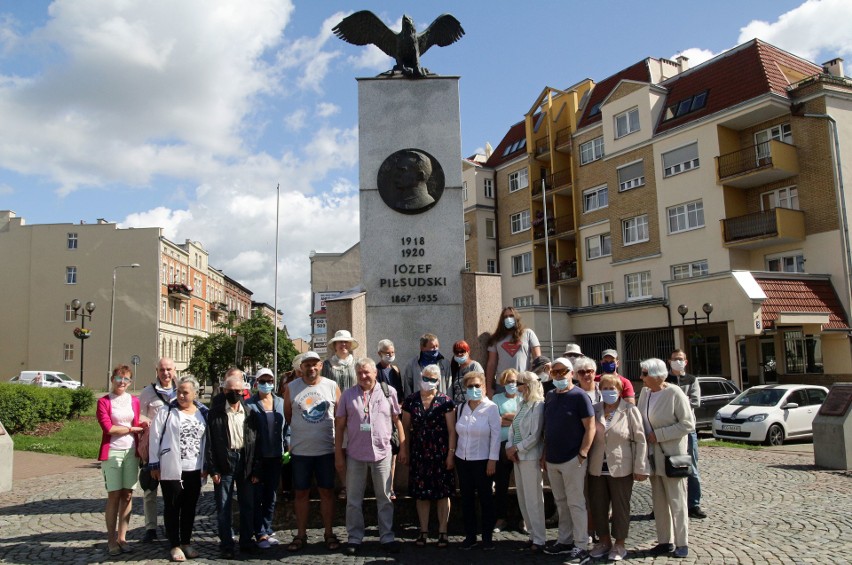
0;383;95;434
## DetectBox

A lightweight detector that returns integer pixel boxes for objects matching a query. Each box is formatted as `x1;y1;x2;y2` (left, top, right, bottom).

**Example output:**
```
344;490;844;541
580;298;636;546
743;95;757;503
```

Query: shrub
0;383;94;434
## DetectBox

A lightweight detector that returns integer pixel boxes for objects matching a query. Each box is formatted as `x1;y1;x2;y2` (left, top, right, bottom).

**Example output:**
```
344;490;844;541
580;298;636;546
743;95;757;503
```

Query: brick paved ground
1;445;850;564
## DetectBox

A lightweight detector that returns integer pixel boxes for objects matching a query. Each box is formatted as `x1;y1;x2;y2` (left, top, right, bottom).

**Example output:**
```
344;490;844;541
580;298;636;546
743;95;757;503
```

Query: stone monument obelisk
334;12;466;363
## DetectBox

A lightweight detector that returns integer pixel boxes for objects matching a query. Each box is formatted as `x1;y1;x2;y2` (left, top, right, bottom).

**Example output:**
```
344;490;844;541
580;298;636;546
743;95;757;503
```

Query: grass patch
12;405;101;459
700;439;762;450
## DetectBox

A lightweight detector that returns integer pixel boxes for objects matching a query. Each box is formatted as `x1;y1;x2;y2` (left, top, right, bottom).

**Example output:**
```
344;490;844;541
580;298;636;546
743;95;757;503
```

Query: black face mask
225;390;242;404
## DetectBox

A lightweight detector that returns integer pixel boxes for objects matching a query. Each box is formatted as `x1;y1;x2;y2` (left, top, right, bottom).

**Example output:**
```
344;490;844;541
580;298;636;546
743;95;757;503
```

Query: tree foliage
188;312;298;384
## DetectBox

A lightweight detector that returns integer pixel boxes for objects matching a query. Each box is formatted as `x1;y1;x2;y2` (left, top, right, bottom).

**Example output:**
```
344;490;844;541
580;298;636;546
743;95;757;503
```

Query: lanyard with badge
360;388;373;432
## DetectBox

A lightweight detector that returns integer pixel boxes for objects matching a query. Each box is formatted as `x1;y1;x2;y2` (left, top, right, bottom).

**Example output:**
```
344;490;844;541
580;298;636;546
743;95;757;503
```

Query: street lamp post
677;303;714;326
108;263;140;384
71;298;96;386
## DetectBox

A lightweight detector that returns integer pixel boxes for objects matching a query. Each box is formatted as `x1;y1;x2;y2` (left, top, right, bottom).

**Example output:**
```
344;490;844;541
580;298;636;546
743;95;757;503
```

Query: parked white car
712;384;828;446
9;371;82;389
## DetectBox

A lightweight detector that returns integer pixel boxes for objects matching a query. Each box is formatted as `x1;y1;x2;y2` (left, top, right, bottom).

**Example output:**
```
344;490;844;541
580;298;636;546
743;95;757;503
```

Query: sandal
338;487;347;501
437;533;449;549
415;531;428;547
287;534;307;552
170;547;187;562
324;533;341;551
181;544;199;558
107;543;122;556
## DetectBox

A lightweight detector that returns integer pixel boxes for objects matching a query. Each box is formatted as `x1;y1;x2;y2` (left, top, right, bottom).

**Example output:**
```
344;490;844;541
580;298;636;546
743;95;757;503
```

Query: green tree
187;331;235;387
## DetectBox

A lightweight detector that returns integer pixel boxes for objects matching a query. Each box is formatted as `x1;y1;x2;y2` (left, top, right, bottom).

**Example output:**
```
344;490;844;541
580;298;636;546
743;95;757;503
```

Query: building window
161;299;167;320
484;178;494;199
755;123;792;148
671;260;709;280
65;304;77;322
663;90;708;121
580;136;604;165
783;330;822;374
485;218;496;239
194;307;202;329
511;252;532;275
464;221;471;241
617;160;645;191
464;260;471;272
582;185;608;213
615;107;640;138
64;343;74;362
66;266;77;284
625;271;652;300
662;142;699;177
463;181;468;202
510;210;531;234
588;282;614;305
509;169;529;192
767;251;804;273
761;186;798;210
668;200;705;234
67;233;78;249
513;295;534;307
622;215;649;245
487;259;497;273
586;233;612;260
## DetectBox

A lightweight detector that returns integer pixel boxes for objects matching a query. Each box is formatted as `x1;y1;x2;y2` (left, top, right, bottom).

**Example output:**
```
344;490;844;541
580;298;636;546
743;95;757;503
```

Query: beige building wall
309;243;361;354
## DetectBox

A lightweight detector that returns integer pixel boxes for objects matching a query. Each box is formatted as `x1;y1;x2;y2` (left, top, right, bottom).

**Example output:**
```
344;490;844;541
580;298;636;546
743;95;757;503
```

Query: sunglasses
466;384;482;389
550;368;569;375
641;371;650;376
421;376;439;383
258;380;274;385
576;369;595;375
113;377;132;383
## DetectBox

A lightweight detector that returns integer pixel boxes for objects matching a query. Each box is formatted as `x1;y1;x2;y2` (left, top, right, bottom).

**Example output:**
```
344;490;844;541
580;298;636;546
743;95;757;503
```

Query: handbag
662;446;692;478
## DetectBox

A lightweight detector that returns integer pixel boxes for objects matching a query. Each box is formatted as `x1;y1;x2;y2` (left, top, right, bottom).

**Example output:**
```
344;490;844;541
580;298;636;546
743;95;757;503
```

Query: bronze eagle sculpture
332;11;465;78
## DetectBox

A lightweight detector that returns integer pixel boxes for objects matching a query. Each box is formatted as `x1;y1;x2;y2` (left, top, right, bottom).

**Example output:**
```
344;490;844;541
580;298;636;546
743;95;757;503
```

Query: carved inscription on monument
379;236;451;304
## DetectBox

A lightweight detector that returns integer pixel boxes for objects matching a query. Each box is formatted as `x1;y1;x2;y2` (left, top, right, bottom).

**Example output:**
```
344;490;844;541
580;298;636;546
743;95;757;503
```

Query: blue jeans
213;451;255;550
687;430;701;508
253;457;281;539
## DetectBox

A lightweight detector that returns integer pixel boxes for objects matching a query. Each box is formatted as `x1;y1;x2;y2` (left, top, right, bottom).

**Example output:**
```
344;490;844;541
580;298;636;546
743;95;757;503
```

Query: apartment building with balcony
462;152;498;274
564;40;852;387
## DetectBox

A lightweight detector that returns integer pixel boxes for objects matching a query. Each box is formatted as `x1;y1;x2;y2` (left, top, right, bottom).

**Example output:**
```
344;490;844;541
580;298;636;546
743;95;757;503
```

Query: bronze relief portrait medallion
377;148;445;215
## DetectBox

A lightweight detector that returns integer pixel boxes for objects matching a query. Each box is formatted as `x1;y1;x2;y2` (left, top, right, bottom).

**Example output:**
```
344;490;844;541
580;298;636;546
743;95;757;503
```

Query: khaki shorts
101;448;139;492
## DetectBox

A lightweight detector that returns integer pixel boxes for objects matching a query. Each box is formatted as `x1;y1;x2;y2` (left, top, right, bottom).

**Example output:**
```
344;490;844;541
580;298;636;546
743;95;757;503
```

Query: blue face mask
454;354;468;364
503;317;516;329
466;386;483;401
601;390;620;404
601;361;617;374
421;350;440;364
553;378;569;391
257;383;274;394
504;383;518;395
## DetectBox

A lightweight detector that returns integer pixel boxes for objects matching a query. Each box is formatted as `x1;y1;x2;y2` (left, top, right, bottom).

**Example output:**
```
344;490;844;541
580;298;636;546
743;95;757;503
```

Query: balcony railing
209;301;228;312
721;207;805;248
555;128;571;151
532;176;551;195
533;213;574;239
167;283;192;300
551;168;572;189
536;261;578;285
535;137;550;156
716;140;798;188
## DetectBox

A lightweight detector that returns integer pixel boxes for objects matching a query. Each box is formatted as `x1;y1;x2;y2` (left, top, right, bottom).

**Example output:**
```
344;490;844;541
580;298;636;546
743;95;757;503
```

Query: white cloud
0;182;13;195
738;0;852;61
284;108;307;131
316;102;340;117
275;11;346;92
347;44;392;71
121;206;193;241
671;48;717;68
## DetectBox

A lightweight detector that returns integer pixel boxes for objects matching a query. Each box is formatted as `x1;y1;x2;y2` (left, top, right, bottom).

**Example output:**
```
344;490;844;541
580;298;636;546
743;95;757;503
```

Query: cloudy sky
1;0;850;339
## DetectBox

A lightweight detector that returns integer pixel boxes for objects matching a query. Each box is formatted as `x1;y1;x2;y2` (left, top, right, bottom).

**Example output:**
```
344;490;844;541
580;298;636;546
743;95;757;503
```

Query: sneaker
266;536;280;546
649;543;674;556
142;529;157;543
589;542;612;558
609;543;627;561
343;543;360;555
459;538;479;550
257;538;271;549
689;506;707;519
544;542;575;555
493;519;508;533
565;546;589;563
482;541;495;551
674;546;689;558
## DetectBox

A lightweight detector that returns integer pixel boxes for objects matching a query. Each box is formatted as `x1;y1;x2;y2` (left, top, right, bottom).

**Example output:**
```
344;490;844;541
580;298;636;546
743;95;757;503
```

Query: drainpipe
803;114;851;315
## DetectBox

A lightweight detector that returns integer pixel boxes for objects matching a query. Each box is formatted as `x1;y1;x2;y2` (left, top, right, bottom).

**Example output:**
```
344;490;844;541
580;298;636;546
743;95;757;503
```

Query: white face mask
382;354;395;364
420;378;438;391
670;359;686;372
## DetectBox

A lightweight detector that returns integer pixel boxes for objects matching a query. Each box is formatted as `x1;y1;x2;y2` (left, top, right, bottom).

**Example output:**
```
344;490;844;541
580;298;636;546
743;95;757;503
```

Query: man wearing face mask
596;349;636;405
206;368;259;559
666;349;705;519
402;333;451;397
375;339;402;500
531;356;554;394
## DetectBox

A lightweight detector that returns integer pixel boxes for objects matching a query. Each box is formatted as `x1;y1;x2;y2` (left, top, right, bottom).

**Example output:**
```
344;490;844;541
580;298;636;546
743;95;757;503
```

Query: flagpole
273;183;280;381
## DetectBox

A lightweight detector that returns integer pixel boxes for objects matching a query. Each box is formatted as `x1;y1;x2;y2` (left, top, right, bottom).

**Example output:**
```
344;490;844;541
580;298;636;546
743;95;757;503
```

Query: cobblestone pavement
1;446;850;564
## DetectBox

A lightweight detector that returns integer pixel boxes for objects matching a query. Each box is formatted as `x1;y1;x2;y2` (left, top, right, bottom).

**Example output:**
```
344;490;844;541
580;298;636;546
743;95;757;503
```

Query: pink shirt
335;383;400;462
96;394;141;461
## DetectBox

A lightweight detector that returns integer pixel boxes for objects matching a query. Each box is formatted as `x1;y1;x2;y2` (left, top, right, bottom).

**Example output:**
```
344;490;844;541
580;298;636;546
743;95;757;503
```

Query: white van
10;371;82;389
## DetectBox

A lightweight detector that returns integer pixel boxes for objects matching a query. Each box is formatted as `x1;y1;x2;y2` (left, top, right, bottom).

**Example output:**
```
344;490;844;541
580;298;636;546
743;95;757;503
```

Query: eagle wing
417;14;465;55
332;10;398;59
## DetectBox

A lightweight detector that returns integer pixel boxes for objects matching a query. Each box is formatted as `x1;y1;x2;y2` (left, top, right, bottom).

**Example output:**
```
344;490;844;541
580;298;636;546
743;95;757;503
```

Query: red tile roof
656;40;821;134
483;119;528;168
754;276;849;330
576;59;653;130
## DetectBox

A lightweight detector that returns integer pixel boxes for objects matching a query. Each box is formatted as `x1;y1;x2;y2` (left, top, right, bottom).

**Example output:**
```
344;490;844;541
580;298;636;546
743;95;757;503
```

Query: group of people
95;306;706;562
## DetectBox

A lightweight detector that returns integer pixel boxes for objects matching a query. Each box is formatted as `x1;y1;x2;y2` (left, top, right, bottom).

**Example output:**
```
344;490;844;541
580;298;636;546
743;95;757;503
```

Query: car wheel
765;424;784;446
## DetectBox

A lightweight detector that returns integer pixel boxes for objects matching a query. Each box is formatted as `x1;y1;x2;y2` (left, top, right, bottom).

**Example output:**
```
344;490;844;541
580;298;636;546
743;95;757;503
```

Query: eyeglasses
576;369;595;375
113;377;132;383
466;384;482;389
550;368;569;376
421;376;439;383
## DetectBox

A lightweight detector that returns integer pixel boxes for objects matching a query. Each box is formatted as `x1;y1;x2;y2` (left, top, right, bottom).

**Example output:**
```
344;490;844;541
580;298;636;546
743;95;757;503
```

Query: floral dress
402;392;456;500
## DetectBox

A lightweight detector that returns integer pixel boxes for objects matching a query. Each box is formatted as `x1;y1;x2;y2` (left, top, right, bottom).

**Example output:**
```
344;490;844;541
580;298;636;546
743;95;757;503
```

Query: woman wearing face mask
247;368;287;550
486;307;541;398
400;364;456;548
587;375;650;561
574;357;602;404
492;369;521;534
454;372;501;550
449;340;484;404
